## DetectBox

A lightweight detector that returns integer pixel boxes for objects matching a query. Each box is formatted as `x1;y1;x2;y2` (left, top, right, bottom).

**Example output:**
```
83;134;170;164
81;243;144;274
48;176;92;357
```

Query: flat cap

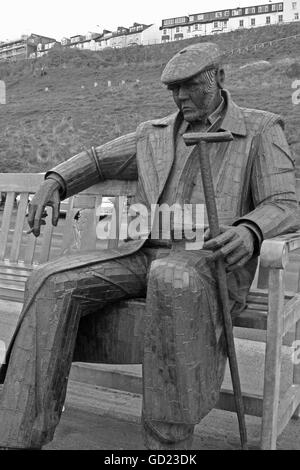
161;42;221;85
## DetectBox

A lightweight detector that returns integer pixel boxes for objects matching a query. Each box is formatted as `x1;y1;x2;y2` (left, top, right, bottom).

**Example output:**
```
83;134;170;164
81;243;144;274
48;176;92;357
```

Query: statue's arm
27;133;137;237
234;121;300;247
45;132;138;199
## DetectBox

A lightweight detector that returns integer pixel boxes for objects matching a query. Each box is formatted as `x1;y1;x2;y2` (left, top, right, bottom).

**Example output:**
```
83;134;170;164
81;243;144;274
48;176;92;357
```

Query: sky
1;0;273;42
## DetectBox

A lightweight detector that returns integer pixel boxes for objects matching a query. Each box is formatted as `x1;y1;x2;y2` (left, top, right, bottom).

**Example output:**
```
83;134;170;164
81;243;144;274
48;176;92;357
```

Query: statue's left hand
203;225;255;271
27;179;61;238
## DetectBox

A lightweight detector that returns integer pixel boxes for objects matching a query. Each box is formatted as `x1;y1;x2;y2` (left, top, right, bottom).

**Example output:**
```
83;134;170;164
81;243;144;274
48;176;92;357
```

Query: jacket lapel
136;112;178;205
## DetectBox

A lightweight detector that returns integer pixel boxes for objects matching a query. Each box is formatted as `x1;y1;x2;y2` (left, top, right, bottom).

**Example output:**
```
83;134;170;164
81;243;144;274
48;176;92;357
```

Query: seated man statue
0;42;299;450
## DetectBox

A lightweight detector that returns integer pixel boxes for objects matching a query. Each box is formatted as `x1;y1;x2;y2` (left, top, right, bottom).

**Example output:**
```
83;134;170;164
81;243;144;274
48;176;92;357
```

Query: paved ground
1;299;300;450
45;399;300;450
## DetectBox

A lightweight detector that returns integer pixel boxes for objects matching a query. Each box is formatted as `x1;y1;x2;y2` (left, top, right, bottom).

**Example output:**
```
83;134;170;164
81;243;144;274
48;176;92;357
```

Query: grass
0;21;300;174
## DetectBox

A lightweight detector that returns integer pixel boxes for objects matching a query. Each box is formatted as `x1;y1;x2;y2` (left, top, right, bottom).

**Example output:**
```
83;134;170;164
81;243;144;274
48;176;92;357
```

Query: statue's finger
203;229;235;249
52;203;60;227
226;254;250;272
219;238;241;257
225;249;248;267
206;250;223;262
26;219;46;235
27;204;37;228
33;205;45;237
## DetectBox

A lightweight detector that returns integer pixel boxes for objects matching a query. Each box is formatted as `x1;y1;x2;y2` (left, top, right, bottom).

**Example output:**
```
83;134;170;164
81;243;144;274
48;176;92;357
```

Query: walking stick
183;131;248;450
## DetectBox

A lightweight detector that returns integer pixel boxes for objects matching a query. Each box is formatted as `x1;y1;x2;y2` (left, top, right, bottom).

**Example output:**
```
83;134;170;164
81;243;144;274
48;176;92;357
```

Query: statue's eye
168;85;179;92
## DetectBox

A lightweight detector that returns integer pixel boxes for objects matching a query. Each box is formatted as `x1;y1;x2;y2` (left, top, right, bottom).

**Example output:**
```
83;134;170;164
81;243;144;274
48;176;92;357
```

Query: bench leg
292;319;300;419
260;269;284;450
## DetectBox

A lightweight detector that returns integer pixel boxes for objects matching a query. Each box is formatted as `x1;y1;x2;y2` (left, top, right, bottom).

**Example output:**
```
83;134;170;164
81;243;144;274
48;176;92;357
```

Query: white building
161;1;300;43
99;23;160;49
52;23;161;53
284;0;300;21
0;34;57;61
96;30;113;49
36;41;60;57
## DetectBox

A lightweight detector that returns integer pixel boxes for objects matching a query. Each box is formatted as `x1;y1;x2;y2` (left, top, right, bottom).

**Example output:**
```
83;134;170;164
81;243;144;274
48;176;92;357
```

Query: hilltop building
160;0;300;42
0;34;57;61
36;40;61;58
105;23;160;48
2;1;299;60
60;23;161;52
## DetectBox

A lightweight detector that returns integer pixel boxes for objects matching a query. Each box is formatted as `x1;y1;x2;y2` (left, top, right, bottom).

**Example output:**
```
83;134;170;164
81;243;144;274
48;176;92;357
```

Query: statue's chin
182;110;205;124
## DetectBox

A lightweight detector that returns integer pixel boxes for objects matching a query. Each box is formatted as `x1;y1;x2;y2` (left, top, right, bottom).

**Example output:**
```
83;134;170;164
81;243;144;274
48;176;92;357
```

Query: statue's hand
203;225;255;271
27;179;61;237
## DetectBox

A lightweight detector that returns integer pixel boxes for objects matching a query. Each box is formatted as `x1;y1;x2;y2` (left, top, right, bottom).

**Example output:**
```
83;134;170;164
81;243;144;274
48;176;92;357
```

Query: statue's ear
216;68;225;89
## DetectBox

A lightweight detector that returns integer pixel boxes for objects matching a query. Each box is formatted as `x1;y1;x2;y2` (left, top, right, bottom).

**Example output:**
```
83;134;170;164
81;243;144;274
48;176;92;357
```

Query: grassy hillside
0;21;300;174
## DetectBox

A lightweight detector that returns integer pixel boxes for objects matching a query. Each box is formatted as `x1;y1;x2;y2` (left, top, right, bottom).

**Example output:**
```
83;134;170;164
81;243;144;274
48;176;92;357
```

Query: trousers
0;246;253;449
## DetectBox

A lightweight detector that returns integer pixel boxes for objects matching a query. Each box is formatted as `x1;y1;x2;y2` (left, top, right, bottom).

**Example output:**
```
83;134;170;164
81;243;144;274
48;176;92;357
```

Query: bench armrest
260;232;300;269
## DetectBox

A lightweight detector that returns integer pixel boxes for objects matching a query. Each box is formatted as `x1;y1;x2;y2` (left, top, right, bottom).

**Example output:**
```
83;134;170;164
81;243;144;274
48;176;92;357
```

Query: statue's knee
148;256;200;292
25;267;69;299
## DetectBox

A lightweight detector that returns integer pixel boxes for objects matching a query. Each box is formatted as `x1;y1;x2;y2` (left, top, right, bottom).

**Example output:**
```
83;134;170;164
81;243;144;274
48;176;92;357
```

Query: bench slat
0;192;15;261
39;206;55;264
10;193;28;263
60;198;75;255
0;273;28;283
24;229;37;265
108;196;120;250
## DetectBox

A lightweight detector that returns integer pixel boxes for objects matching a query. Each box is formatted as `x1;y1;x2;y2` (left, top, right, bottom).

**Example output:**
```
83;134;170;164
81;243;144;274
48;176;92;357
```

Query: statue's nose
178;85;189;100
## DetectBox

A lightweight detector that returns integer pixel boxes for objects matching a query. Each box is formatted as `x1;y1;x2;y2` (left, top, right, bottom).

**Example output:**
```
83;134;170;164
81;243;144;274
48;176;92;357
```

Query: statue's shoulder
240;106;285;133
136;112;178;138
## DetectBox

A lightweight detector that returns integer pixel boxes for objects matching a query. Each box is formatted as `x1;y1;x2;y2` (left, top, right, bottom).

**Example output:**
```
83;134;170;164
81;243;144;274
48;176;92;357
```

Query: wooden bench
1;172;300;450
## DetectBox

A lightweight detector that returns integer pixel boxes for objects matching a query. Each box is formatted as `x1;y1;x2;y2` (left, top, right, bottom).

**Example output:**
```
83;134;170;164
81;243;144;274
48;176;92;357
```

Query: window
223;21;227;27
194;24;198;30
175;27;180;32
239;20;244;27
214;21;219;28
272;4;277;11
163;19;174;26
258;6;263;13
245;7;256;14
295;13;299;19
187;26;191;32
292;2;297;10
266;16;271;24
264;5;269;12
216;11;223;18
251;18;256;26
224;10;230;16
278;14;283;22
175;16;187;24
278;3;283;11
163;29;167;35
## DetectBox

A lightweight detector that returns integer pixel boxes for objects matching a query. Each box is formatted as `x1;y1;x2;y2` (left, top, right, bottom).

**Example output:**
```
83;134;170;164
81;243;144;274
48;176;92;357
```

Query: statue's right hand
27;179;61;237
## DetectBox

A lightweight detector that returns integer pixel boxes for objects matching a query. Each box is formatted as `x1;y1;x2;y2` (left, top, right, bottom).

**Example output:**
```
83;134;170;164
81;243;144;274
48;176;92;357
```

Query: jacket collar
151;89;247;137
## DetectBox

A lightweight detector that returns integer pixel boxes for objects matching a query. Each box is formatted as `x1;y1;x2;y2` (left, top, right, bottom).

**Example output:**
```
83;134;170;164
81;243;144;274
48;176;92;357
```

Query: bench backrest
0;174;137;268
0;173;299;292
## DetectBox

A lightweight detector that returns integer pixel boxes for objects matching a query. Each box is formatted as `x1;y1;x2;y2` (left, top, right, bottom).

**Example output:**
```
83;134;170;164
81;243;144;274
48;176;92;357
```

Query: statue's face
169;68;221;123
